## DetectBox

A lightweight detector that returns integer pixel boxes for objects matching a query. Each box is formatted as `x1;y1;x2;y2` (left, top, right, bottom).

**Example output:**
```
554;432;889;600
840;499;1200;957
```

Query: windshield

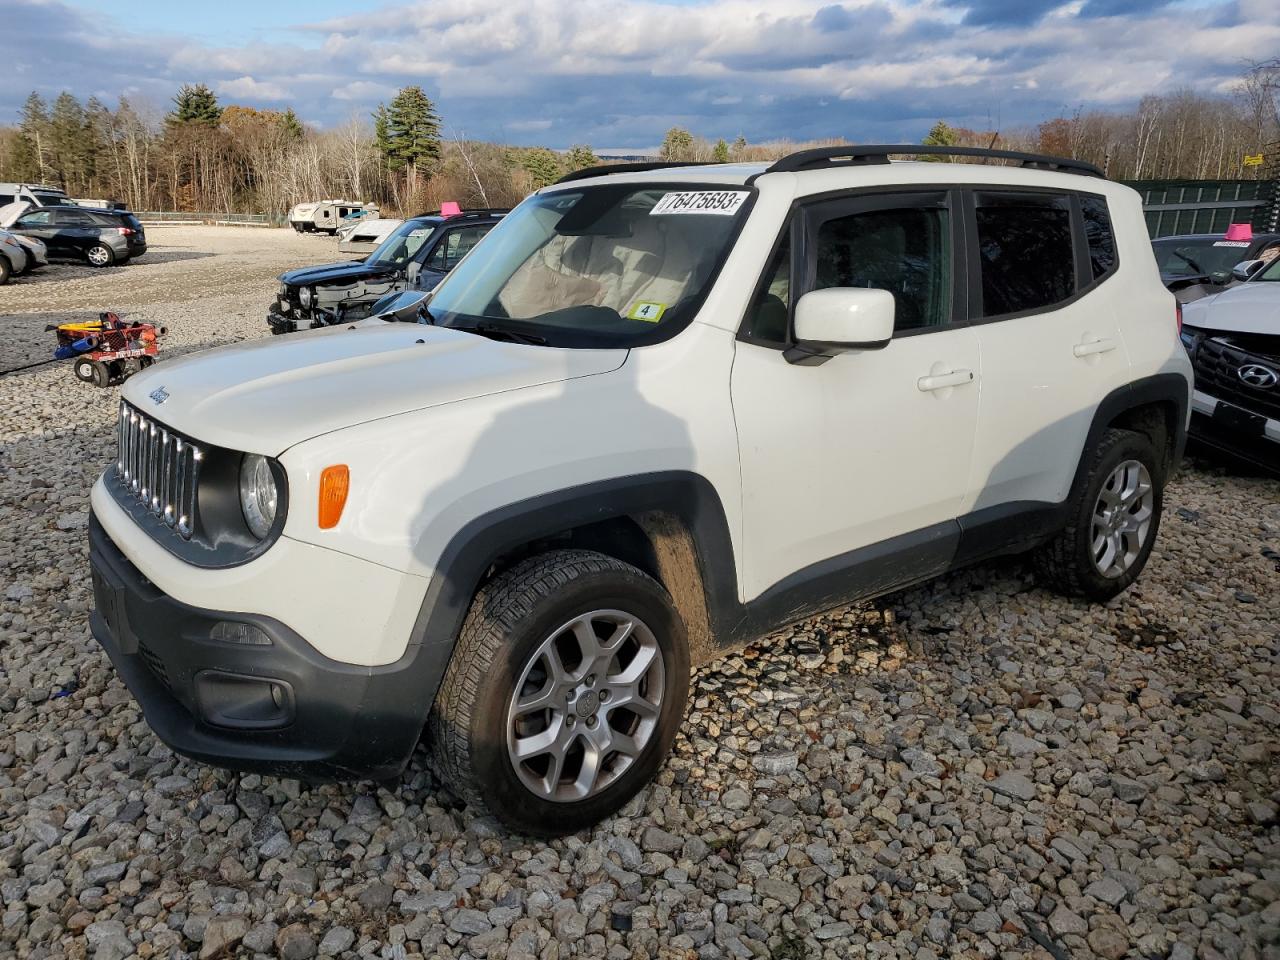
425;183;751;347
1152;237;1253;281
366;219;438;267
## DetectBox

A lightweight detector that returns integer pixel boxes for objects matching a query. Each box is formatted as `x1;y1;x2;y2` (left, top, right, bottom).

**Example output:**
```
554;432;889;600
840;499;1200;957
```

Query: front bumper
88;512;431;779
1189;389;1280;473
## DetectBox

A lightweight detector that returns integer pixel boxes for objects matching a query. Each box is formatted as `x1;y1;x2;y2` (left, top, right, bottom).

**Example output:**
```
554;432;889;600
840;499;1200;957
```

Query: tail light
117;227;136;236
1175;301;1182;334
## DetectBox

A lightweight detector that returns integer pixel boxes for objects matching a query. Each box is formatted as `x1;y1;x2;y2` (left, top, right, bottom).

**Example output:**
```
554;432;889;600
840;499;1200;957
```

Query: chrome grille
115;401;203;539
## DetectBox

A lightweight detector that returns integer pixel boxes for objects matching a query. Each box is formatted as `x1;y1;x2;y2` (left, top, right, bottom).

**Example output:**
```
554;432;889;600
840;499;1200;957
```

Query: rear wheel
73;357;96;382
86;244;115;267
429;550;690;836
1035;428;1163;601
89;360;110;388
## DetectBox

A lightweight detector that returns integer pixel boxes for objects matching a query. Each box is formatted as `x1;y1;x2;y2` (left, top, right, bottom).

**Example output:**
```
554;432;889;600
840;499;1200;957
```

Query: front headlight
239;454;279;539
300;286;314;308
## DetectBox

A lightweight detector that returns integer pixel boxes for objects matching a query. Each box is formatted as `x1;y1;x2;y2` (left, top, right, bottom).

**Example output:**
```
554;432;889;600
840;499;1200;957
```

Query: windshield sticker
1213;241;1249;247
650;191;748;217
627;301;668;322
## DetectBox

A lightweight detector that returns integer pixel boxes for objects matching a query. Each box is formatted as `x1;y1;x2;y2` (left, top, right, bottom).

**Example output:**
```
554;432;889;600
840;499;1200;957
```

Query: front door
731;190;981;601
12;209;59;255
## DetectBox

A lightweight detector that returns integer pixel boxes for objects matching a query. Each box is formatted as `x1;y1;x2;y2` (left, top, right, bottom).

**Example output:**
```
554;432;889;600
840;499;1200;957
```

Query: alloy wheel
1090;459;1154;578
506;609;665;802
87;246;110;266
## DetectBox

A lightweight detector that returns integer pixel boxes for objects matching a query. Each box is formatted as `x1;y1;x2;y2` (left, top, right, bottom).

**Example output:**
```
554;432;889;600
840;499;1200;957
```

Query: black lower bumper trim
1189;411;1280;475
88;511;431;780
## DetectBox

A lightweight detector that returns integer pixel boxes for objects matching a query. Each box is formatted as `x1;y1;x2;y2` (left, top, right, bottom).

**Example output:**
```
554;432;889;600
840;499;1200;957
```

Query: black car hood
279;260;399;287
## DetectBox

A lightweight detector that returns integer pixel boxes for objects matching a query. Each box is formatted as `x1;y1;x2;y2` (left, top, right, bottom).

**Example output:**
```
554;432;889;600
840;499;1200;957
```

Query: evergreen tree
279;108;304;141
712;138;730;162
564;144;597;171
49;92;93;191
921;120;958;161
514;147;562;188
660;127;694;161
168;83;222;127
373;86;441;173
17;92;51;182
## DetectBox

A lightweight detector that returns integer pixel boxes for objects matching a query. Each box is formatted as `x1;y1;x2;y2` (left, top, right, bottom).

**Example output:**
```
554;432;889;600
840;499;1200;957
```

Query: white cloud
216;76;292;101
3;0;1277;148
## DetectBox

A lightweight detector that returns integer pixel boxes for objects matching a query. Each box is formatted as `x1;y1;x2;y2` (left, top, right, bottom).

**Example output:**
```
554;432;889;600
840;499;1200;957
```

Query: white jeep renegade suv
89;145;1192;834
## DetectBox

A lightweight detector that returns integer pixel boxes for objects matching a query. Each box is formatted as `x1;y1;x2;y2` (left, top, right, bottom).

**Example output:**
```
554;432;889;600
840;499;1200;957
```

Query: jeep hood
123;324;626;455
280;260;395;287
1182;283;1280;336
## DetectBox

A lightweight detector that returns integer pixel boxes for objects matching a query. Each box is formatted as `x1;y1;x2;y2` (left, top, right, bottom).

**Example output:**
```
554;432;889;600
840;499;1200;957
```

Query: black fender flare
405;471;739;715
1069;371;1190;498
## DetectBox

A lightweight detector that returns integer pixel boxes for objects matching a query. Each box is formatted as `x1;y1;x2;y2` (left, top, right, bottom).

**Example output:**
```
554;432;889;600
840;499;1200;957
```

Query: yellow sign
1243;153;1264;166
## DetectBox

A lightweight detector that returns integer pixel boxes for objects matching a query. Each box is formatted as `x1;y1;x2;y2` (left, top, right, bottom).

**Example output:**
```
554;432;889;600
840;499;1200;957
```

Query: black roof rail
763;144;1104;178
554;161;717;185
412;207;510;219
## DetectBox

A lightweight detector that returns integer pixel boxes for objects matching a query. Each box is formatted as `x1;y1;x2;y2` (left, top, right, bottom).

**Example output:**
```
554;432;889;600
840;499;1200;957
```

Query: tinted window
975;193;1075;317
0;194;13;205
813;203;950;331
744;233;791;343
16;211;53;226
1080;195;1116;279
55;209;94;225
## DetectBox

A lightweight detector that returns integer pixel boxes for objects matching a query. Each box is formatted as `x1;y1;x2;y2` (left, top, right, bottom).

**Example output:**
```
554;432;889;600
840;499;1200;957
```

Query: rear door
54;208;101;259
965;190;1130;511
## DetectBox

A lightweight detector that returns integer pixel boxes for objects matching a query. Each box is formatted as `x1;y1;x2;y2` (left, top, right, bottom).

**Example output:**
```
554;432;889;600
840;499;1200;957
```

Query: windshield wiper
460;322;547;346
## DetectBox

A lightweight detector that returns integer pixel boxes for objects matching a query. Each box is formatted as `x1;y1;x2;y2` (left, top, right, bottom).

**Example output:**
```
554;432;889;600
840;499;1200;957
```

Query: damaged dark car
268;208;505;334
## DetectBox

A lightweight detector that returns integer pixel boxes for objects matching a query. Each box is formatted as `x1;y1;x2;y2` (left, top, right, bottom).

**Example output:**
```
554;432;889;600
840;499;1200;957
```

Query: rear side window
1079;195;1116;279
975;193;1075;317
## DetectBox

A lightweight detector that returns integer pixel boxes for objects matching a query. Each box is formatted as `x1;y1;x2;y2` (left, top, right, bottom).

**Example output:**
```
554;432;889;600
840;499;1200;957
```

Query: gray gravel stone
989;771;1036;801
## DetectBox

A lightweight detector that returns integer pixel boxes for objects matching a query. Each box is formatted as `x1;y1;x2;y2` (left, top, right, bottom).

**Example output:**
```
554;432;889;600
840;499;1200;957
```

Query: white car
1180;255;1280;472
0;229;30;283
89;146;1191;834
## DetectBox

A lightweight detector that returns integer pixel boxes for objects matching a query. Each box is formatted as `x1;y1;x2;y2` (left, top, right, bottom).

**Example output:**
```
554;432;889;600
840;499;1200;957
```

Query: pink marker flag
1224;223;1253;241
440;201;462;217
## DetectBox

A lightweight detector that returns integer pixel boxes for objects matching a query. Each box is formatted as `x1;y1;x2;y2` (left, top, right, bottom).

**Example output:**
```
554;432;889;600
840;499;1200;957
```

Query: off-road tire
1034;427;1163;601
73;357;96;382
86;243;115;267
428;549;690;836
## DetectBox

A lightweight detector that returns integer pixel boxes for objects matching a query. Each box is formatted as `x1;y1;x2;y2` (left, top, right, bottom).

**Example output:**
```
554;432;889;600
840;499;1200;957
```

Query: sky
3;0;1278;151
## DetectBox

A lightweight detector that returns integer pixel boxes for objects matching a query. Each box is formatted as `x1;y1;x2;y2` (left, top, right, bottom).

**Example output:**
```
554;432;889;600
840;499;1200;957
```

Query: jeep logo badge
1237;364;1278;389
150;386;170;405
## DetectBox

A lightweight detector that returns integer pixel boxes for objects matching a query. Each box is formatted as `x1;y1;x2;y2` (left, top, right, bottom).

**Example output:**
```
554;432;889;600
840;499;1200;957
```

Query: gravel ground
1;226;1277;960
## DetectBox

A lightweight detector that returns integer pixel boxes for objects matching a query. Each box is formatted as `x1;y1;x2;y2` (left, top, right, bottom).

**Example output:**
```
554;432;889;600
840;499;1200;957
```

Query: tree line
0;60;1275;217
0;83;601;216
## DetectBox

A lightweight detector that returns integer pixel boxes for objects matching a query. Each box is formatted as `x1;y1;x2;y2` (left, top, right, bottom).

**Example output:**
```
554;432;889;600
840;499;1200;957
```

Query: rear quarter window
1079;195;1116;279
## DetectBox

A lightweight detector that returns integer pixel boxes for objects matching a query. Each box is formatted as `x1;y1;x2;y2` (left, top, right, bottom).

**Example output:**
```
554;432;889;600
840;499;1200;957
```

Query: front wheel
429;550;690;836
1034;428;1164;601
73;357;96;382
86;244;115;267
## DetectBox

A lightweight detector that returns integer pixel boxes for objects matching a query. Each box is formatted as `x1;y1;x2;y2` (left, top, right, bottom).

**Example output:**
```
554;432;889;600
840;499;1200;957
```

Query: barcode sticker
650;191;748;216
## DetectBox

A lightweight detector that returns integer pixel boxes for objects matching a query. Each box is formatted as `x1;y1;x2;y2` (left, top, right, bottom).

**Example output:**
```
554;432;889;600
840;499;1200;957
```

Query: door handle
1073;337;1117;358
917;368;975;392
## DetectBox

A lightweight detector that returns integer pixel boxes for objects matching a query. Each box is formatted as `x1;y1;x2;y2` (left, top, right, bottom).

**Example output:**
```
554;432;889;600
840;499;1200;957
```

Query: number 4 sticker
627;301;667;322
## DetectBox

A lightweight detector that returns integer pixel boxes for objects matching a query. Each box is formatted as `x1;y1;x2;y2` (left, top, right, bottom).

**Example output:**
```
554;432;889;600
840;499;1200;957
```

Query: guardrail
135;211;285;227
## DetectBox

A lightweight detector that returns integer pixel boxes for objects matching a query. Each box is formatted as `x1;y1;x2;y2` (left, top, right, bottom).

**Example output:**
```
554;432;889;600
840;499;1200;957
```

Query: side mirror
785;288;895;365
1231;259;1264;282
371;290;429;322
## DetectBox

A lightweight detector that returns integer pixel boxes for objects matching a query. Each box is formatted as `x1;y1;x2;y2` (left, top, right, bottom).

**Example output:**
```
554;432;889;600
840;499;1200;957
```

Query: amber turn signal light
318;465;350;529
